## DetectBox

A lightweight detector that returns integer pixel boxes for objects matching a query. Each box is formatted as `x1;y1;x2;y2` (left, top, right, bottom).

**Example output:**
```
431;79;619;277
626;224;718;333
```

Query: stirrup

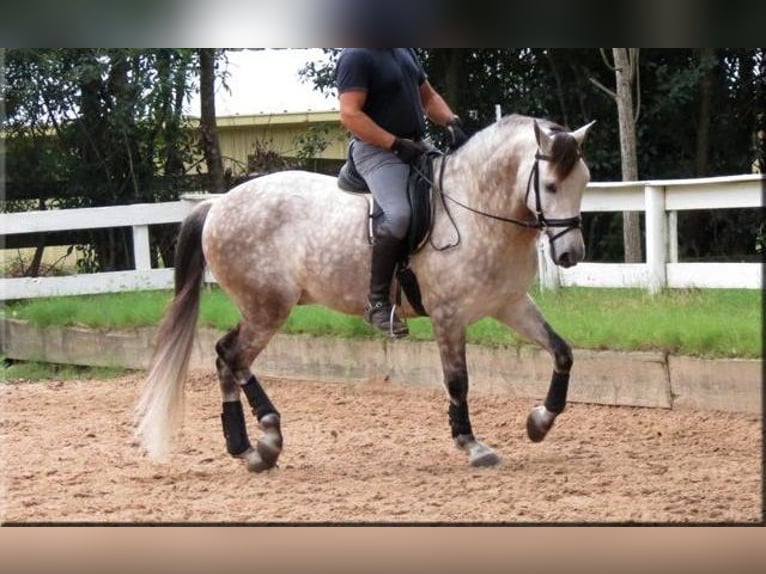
387;303;408;339
365;300;409;338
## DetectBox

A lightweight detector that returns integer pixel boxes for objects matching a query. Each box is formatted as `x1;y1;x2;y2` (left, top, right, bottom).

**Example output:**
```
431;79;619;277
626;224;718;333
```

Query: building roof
191;110;341;128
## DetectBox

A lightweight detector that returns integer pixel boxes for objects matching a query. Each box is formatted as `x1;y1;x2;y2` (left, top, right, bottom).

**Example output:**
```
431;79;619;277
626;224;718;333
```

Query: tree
590;48;643;263
198;48;226;194
4;49;203;272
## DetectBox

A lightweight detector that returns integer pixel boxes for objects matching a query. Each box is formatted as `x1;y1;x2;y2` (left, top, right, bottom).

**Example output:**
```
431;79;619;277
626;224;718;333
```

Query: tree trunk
199;49;226;194
613;48;642;263
546;50;570;127
26;239;46;277
25;198;46;277
442;49;463;115
695;48;716;177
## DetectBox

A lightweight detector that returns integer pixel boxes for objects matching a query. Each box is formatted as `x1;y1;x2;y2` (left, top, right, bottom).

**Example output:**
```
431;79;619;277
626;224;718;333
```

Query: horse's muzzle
551;236;585;268
556;251;578;268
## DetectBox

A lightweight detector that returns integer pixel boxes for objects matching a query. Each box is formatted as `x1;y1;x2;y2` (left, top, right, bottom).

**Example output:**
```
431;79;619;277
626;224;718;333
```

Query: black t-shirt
335;48;427;140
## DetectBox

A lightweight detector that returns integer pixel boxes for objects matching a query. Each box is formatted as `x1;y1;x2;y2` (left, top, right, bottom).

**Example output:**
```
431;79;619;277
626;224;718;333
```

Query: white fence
538;174;763;293
1;197;208;301
1;175;762;300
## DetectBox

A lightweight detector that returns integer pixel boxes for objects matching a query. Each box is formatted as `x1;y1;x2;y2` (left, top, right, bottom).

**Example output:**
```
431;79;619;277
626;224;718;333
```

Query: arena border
0;318;761;414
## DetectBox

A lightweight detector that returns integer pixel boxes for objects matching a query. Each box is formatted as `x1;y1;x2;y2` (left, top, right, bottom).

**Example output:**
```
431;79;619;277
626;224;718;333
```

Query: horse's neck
434;146;540;257
440;138;536;223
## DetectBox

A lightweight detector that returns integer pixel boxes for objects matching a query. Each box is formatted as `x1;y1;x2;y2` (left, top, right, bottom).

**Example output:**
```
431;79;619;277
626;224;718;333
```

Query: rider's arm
419;80;458;127
339;90;397;150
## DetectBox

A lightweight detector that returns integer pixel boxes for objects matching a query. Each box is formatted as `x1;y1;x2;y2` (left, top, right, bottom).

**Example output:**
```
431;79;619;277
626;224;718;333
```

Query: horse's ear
533;120;553;153
571;120;596;147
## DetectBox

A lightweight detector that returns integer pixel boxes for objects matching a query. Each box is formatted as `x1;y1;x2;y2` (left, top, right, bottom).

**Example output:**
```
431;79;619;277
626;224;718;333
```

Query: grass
1;286;761;359
1;356;130;382
531;287;761;358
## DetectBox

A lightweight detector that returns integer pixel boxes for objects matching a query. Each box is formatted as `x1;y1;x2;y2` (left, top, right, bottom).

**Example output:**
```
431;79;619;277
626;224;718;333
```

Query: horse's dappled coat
135;114;594;470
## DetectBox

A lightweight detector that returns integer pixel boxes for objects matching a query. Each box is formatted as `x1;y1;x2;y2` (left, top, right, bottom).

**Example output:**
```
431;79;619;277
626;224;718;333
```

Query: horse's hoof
470;448;501;467
240;447;267;472
241;414;282;472
457;436;501;467
239;442;279;473
526;405;556;443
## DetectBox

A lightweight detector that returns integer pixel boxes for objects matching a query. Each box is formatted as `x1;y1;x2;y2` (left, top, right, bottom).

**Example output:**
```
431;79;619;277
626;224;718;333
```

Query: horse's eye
545;183;557;194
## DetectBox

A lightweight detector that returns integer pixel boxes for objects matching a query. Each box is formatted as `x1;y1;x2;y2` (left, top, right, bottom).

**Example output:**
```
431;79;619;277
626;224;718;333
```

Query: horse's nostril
558;252;573;268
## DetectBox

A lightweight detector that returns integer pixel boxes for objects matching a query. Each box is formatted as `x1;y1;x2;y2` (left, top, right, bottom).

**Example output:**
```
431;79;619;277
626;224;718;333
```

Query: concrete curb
1;319;761;414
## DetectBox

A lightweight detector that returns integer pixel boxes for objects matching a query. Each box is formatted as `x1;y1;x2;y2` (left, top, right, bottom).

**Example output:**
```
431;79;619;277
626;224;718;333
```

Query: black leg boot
364;237;409;338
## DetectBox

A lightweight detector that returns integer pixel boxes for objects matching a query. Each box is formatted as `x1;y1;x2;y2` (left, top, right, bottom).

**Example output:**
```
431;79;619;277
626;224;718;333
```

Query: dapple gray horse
135;114;594;472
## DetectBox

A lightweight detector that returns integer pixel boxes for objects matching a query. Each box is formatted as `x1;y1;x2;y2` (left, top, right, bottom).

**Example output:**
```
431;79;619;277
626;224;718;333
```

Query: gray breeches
350;139;411;241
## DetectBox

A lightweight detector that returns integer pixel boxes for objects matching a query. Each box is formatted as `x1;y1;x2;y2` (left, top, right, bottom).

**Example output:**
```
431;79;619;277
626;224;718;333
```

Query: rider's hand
446;116;469;150
390;137;429;164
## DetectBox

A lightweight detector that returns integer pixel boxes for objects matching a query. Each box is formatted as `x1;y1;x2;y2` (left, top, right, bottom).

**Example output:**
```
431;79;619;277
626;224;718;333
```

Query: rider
335;48;468;337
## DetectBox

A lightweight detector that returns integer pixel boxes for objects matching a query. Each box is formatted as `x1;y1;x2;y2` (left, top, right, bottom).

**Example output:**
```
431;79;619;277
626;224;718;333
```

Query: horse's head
527;120;595;268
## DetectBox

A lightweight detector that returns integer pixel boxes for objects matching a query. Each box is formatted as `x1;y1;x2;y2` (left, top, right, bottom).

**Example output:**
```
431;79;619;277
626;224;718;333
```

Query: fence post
667;210;679;263
132;225;152;271
645;185;666;293
537;234;560;291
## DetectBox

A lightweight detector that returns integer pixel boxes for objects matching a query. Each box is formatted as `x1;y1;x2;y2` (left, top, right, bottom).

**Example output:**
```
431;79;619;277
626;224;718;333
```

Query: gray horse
135;114;595;472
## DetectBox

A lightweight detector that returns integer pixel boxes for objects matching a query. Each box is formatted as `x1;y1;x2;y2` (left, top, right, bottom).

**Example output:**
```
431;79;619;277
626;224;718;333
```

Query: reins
409;148;583;252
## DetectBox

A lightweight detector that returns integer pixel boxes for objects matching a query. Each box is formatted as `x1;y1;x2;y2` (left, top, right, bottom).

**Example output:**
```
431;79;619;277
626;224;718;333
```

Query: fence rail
537;174;762;292
1;175;762;300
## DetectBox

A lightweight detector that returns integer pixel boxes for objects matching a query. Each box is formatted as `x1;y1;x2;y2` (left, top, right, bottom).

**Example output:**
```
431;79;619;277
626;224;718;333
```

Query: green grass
531;287;761;358
1;286;761;359
1;290;172;329
1;356;129;382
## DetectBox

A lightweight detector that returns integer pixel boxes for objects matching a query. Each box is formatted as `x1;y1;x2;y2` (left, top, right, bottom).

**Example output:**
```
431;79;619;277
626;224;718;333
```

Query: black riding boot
365;237;409;338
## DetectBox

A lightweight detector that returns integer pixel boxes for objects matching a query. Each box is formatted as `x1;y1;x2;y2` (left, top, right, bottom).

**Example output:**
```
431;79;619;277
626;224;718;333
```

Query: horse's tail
135;200;213;461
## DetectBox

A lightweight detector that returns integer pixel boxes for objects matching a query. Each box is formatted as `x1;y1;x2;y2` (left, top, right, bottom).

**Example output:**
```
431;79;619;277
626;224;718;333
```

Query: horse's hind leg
216;320;284;473
498;295;573;442
432;315;501;467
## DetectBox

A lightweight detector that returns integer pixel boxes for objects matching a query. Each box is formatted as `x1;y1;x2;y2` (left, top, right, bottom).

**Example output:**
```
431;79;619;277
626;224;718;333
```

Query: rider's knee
377;214;410;241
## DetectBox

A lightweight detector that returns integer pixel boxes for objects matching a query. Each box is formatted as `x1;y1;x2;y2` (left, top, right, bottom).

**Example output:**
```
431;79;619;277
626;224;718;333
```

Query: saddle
338;145;437;317
338;145;437;254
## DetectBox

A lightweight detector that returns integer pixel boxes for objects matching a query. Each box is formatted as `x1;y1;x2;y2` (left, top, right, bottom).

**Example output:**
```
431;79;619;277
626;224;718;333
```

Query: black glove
446;116;469;150
390;137;429;164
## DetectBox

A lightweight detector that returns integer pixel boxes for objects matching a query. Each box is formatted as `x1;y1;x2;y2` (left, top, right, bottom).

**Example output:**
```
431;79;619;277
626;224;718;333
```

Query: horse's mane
480;114;582;180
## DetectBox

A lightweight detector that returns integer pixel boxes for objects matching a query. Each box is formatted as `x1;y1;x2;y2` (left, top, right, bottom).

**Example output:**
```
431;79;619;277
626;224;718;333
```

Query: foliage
243;129;336;177
293;125;331;165
3;49;211;271
246;138;295;175
755;223;764;254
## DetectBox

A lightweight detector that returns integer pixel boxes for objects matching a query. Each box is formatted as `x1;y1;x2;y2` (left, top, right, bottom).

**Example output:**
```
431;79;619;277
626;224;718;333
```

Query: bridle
523;152;583;242
436;150;583;245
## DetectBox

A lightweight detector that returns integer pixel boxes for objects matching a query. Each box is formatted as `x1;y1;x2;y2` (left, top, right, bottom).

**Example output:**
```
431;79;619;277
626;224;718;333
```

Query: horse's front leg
498;295;573;442
432;314;501;467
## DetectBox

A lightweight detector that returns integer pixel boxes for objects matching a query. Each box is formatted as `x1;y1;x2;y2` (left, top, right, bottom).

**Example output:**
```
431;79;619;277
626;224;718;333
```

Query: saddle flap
405;152;437;254
337;161;370;193
337;145;370;193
